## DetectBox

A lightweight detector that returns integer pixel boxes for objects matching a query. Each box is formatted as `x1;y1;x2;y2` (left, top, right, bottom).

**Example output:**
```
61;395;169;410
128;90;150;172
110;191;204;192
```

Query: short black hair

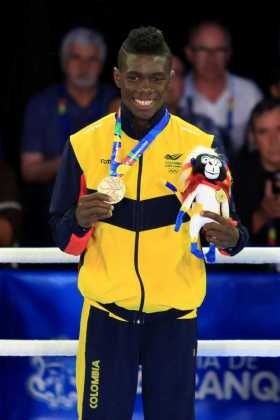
117;26;172;70
250;97;280;131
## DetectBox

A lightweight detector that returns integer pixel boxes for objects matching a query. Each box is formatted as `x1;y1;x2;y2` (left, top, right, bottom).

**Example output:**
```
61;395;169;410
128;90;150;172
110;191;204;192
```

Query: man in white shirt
181;20;262;156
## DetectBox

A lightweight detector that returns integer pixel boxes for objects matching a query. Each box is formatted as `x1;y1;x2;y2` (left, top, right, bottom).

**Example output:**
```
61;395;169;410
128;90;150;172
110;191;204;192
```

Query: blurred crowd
1;20;280;261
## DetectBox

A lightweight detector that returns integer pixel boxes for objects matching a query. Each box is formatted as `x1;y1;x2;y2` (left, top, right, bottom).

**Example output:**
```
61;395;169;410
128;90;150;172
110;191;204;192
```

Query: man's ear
113;67;121;88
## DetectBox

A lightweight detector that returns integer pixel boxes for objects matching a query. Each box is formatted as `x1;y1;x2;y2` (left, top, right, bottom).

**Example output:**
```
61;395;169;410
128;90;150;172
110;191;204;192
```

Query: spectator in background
21;27;119;245
0;136;21;246
166;55;227;156
233;98;280;248
181;20;262;157
240;65;280;158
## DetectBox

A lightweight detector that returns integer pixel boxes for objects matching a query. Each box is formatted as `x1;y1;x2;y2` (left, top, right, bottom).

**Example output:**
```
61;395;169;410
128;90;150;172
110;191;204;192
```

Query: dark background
1;1;280;166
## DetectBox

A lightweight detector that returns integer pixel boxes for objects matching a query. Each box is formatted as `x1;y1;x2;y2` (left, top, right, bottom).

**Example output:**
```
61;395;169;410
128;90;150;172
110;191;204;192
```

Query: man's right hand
75;192;114;228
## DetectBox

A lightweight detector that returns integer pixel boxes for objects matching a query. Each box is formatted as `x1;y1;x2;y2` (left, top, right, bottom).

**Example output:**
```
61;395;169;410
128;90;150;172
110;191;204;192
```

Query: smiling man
50;27;248;420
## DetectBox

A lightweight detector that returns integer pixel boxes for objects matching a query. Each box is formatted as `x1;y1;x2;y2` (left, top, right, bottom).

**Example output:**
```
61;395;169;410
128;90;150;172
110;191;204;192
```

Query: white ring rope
0;339;280;357
1;247;279;358
0;247;280;264
0;248;79;264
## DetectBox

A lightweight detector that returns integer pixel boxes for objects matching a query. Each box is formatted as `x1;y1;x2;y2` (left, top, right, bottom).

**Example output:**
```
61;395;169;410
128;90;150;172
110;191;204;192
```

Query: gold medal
97;176;126;204
116;163;131;175
215;189;227;203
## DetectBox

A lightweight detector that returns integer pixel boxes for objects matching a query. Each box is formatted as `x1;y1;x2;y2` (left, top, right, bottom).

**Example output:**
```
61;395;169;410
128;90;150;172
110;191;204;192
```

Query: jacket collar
120;103;166;140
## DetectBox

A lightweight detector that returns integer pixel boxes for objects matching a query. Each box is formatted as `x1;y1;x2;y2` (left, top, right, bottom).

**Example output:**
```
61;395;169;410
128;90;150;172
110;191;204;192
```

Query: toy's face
200;154;223;180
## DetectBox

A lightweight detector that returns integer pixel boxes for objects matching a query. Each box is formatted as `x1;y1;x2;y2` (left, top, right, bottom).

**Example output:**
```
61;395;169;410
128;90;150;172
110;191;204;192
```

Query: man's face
253;108;280;170
114;53;172;120
63;42;103;88
186;25;231;82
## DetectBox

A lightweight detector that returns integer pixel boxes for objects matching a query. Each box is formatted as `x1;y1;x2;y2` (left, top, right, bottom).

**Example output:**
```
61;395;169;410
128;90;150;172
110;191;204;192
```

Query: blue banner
0;270;82;419
0;268;280;419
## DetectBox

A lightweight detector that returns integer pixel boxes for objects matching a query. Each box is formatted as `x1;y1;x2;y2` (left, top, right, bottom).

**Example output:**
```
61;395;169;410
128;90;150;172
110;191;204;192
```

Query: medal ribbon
110;109;170;177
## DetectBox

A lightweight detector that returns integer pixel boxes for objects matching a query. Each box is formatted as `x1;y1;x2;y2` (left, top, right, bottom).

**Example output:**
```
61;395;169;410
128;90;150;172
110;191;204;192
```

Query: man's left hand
201;211;239;249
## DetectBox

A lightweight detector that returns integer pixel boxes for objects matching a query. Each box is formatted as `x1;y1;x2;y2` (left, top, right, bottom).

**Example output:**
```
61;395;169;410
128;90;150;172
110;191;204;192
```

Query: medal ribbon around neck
110;108;171;176
97;109;170;203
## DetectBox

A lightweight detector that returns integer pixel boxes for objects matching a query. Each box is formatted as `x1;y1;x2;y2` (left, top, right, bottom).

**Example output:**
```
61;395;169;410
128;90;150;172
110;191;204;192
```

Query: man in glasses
166;55;227;155
181;20;262;158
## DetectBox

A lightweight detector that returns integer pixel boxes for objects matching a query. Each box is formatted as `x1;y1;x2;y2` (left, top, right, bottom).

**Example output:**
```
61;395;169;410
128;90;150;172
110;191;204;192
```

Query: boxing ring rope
1;247;280;357
1;246;280;264
1;339;280;358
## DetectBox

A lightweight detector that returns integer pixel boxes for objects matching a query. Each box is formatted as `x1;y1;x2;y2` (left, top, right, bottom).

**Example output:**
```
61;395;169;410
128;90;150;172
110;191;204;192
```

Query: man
21;27;118;245
50;27;248;420
167;55;228;156
233;97;280;247
181;20;262;156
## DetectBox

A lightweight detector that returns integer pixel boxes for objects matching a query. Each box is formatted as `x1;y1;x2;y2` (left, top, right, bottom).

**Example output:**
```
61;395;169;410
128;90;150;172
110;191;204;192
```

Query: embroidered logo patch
164;154;183;173
164;153;183;160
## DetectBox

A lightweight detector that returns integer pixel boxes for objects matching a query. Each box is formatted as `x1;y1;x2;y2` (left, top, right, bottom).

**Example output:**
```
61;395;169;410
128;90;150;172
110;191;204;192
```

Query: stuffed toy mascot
166;146;232;263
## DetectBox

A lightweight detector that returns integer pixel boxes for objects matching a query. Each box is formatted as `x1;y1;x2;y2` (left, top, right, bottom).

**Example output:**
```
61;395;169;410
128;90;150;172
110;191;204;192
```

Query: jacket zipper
134;155;145;323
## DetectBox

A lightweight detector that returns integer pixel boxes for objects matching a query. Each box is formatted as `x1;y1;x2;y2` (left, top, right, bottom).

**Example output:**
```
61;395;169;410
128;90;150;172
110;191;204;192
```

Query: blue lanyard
110;110;171;177
186;74;234;131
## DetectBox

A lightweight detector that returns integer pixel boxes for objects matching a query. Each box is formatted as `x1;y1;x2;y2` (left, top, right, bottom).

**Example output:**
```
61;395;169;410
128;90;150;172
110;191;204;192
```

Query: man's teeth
135;99;153;106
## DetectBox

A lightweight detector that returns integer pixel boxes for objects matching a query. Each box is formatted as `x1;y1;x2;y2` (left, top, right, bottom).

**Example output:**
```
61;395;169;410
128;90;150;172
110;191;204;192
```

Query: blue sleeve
22;94;46;154
49;141;90;250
